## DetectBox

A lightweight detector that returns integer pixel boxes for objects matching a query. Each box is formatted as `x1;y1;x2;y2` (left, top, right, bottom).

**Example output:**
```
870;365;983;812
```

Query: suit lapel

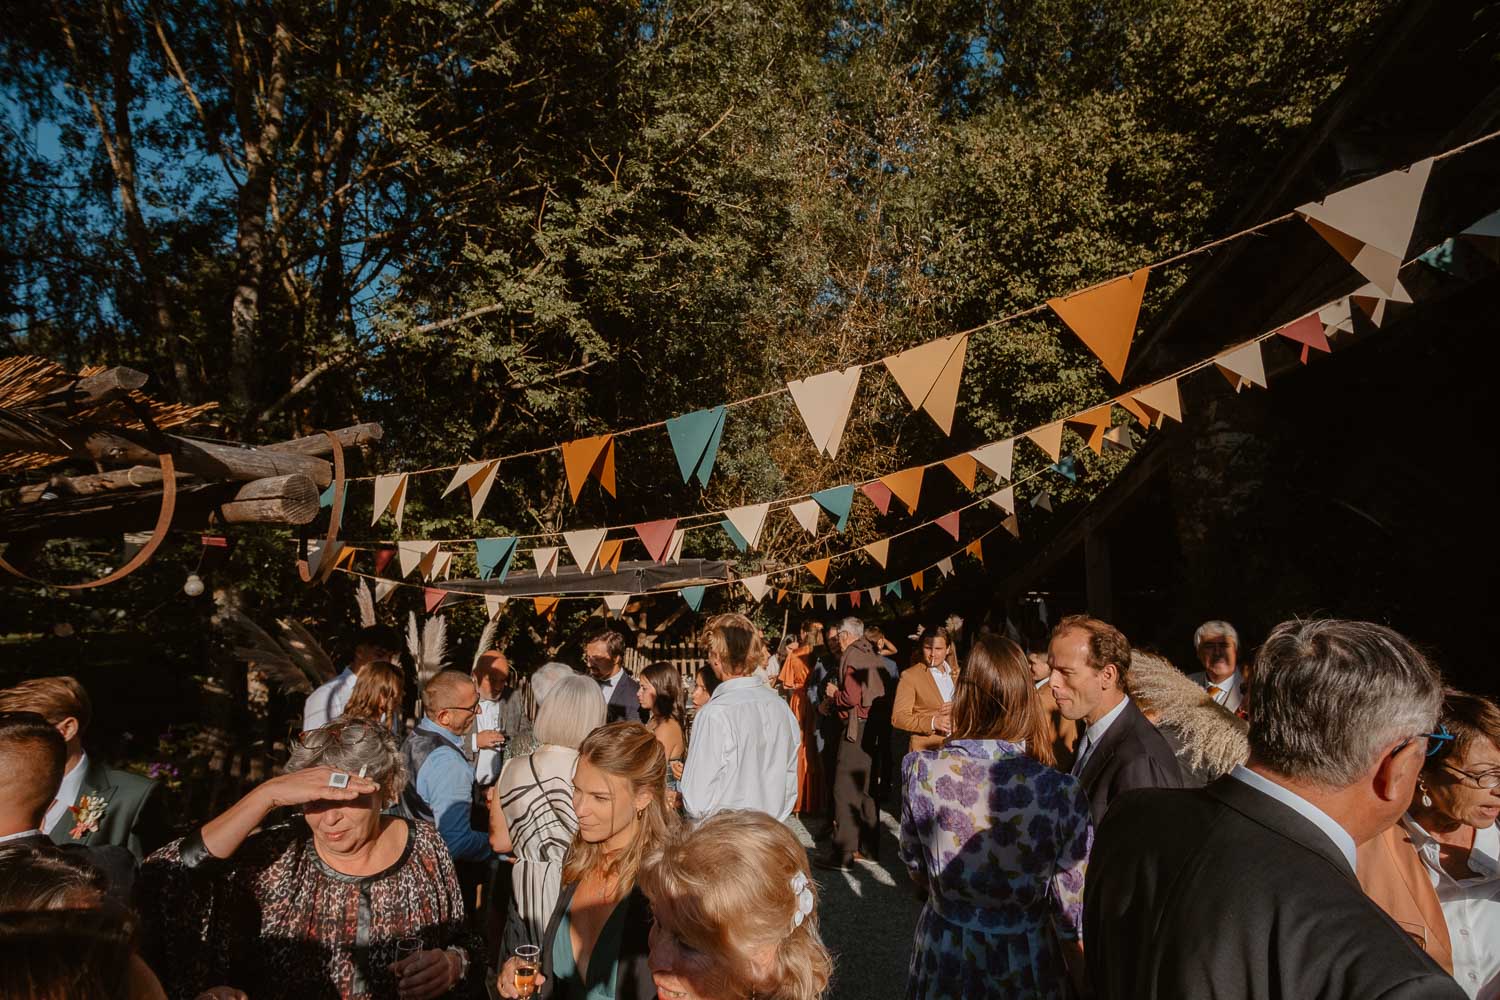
1205;775;1356;879
1077;699;1137;787
65;759;117;845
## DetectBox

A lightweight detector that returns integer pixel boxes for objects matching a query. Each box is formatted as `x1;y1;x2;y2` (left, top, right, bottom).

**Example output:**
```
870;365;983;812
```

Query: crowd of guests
1;607;1496;1000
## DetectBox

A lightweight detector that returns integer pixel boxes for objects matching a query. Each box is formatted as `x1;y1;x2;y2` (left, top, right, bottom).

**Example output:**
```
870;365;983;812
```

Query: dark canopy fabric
434;558;730;599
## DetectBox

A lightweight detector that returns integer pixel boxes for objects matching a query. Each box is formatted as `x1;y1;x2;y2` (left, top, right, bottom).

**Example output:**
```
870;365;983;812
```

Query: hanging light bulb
183;573;205;597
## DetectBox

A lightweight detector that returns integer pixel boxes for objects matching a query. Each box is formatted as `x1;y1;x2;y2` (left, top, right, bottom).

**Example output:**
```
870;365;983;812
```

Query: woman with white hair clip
489;673;608;954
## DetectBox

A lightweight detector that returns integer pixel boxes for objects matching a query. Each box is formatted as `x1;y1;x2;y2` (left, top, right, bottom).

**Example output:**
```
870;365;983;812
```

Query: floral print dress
900;739;1092;1000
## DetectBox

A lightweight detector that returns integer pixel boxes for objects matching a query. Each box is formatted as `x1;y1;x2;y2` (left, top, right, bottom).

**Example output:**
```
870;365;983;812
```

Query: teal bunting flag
682;585;707;611
721;519;749;552
319;483;335;508
1050;456;1079;482
811;484;856;532
475;537;518;581
666;406;727;488
885;579;904;597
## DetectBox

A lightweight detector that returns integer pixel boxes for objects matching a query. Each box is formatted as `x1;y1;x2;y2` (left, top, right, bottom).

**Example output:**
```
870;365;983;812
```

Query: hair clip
789;871;815;931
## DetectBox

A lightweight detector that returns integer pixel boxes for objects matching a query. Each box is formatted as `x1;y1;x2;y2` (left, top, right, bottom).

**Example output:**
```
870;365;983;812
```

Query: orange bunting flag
1297;159;1432;296
560;434;617;502
533;596;560;620
936;511;961;540
1215;342;1268;392
1048;268;1150;382
423;587;447;613
880;467;925;514
1025;422;1065;463
1066;404;1113;456
1117;395;1153;427
787;366;862;459
776;588;788;603
1276;314;1332;364
863;538;890;568
805;558;831;584
634;519;679;563
882;333;969;434
969;440;1014;481
597;539;625;573
1131;379;1183;426
911;570;925;592
965;539;984;564
942;454;978;490
1003;513;1021;538
442;460;500;519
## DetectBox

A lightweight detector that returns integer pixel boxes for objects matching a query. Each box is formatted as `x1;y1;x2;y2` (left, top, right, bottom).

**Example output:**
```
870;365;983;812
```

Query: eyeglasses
1441;764;1500;790
439;699;481;716
1390;728;1456;760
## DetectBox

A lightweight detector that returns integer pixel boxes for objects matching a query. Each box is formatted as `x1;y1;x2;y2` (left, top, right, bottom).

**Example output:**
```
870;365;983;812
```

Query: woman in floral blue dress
900;634;1093;999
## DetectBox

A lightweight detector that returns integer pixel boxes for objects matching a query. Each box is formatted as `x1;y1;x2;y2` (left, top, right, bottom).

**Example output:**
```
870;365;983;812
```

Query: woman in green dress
498;721;675;1000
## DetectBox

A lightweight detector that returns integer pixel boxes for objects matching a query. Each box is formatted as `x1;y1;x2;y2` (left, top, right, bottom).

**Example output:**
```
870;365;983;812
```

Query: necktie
1207;684;1224;701
1072;736;1092;776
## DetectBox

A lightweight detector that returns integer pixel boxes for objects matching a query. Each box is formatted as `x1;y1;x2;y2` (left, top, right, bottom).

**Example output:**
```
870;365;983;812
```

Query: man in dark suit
1047;615;1181;822
584;628;643;724
0;676;162;860
1083;618;1465;1000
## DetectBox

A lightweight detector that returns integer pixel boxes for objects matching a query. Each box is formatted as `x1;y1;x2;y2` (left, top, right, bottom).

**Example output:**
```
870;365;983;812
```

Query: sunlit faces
584;639;621;681
639;677;658;713
302;789;385;856
1047;627;1121;724
1430;738;1500;829
648;920;717;1000
572;757;650;849
1197;636;1237;683
922;636;949;670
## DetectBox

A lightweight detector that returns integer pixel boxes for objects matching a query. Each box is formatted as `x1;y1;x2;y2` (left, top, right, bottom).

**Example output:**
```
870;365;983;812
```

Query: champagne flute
512;944;542;997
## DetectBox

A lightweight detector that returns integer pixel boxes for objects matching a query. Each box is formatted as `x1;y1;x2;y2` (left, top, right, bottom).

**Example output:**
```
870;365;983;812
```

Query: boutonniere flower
68;794;108;840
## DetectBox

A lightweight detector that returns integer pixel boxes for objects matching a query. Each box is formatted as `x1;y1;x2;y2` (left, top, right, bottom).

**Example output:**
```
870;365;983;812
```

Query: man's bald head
0;712;66;834
423;670;479;737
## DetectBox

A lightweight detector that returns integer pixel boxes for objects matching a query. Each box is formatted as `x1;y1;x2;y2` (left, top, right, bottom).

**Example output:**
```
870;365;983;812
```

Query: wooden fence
624;641;707;689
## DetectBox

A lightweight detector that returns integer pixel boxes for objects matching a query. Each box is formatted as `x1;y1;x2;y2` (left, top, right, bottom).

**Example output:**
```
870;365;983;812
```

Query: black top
1083;776;1466;1000
1074;697;1183;823
539;880;657;1000
604;672;645;726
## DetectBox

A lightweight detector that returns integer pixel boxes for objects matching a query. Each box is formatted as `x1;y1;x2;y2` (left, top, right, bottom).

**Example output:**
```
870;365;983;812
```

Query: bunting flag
530;546;561;577
665;406;726;488
805;558;831;583
969;440;1014;481
863;538;890;568
935;511;961;541
885;579;904;598
1003;513;1021;538
721;519;749;552
319;483;335;508
860;481;894;515
1320;297;1357;336
1050;456;1080;482
1216;341;1268;392
475;537;518;581
867;586;882;605
431;550;454;580
880;467;925;514
776;588;788;603
376;579;398;603
788;366;862;458
1130;379;1183;426
801;593;814;609
681;586;707;611
442;460;500;519
911;570;925;592
1276;314;1331;364
598;539;625;573
1103;424;1138;453
634;519;679;563
941;454;978;490
986;486;1015;514
1048;268;1150;382
824;594;837;610
1026;422;1065;462
1349;278;1413;328
603;593;631;615
1296;158;1432;295
725;503;771;550
812;485;856;532
563;528;608;574
1066;404;1112;456
398;540;439;578
965;539;984;564
937;556;954;577
560;434;617;501
741;574;771;601
850;590;862;608
371;473;409;529
883;333;969;434
423;587;447;613
374;548;396;575
484;593;508;619
1032;490;1053;512
533;596;560;619
666;528;686;564
788;500;822;535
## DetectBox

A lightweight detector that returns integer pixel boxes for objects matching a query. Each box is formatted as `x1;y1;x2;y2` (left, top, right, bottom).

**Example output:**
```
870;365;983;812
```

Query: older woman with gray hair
139;719;481;1000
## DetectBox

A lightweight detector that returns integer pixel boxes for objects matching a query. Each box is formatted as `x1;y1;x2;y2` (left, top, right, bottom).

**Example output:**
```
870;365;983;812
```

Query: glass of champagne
512;944;541;997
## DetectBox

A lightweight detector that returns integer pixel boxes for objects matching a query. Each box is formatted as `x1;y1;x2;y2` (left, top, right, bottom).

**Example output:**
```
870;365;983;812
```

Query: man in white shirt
681;613;800;822
471;650;520;784
301;624;401;732
1186;619;1246;714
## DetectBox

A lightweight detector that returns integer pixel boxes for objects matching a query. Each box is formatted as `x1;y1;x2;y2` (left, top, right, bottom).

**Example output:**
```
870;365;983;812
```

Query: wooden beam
12;466;188;503
217;475;319;525
29;366;150;412
266;422;383;457
74;429;332;486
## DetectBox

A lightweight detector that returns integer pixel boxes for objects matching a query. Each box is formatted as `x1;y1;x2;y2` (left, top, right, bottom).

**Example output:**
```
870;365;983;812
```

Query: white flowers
789;871;815;932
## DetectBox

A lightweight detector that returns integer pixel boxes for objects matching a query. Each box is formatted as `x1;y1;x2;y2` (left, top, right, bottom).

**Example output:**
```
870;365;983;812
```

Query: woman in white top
487;672;607;952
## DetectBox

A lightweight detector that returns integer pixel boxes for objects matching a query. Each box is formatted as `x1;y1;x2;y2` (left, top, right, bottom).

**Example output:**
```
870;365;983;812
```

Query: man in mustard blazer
892;627;957;754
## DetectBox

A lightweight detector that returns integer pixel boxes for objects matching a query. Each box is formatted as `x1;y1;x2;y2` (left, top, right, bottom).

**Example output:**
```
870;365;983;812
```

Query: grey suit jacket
46;757;162;860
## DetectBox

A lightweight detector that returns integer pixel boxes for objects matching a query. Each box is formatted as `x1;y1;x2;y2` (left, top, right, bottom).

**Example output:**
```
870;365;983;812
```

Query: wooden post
217;475;320;525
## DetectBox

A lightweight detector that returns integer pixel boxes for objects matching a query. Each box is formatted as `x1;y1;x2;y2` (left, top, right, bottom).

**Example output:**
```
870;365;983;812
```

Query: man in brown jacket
814;617;887;871
892;627;957;755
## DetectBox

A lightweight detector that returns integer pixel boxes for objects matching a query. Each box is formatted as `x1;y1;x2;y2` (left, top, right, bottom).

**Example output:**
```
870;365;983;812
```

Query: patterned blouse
139;818;482;999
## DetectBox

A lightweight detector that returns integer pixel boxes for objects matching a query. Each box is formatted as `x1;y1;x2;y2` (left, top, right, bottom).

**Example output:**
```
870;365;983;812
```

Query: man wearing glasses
400;669;494;866
1187;619;1245;714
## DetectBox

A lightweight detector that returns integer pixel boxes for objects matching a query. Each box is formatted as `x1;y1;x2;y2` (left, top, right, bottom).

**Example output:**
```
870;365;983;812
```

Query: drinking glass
395;936;422;968
512;944;542;997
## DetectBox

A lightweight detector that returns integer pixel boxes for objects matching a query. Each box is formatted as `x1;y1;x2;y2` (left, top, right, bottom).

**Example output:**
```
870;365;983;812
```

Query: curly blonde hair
640;810;833;1000
703;613;767;678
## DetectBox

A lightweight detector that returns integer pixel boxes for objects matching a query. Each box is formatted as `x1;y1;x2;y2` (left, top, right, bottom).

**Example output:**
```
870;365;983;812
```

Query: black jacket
1075;697;1182;823
604;672;645;726
539;880;656;1000
1083;776;1466;1000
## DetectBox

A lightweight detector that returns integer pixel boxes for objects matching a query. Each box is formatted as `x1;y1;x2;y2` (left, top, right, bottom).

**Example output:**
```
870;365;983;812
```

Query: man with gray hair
814;616;887;871
1187;619;1245;713
1084;619;1465;999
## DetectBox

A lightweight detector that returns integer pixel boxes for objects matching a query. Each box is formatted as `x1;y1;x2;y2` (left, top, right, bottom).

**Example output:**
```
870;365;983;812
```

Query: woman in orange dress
777;620;826;815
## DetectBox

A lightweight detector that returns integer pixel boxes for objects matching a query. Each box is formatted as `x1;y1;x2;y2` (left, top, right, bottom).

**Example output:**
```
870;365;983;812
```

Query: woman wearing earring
1358;689;1500;995
496;722;676;1000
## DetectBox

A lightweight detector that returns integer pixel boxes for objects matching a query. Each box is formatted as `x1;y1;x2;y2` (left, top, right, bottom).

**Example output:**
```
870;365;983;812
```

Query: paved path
788;812;922;1000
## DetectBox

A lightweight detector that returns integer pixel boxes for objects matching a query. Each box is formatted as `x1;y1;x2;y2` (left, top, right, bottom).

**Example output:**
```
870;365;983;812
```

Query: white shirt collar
598;669;623;694
1083;695;1129;747
1402;814;1500;884
1203;670;1242;697
711;675;763;697
1229;765;1358;873
0;829;44;845
43;752;90;833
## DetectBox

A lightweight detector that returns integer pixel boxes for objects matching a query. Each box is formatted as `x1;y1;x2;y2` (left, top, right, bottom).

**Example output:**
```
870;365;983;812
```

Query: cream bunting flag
665;528;686;564
1349;278;1413;327
430;550;454;581
442;460;500;519
969;439;1014;481
1025;422;1065;462
882;333;969;434
1048;268;1150;382
787;366;862;458
1297;158;1432;295
484;594;509;619
788;499;822;535
863;538;890;568
371;473;409;530
879;467;925;514
824;594;837;610
1103;424;1138;453
741;575;771;601
986;486;1015;515
725;504;771;550
1130;379;1183;426
800;593;814;609
867;586;882;605
530;546;561;577
603;593;631;615
937;556;954;577
375;580;398;603
563;529;608;574
1215;341;1268;392
397;540;439;578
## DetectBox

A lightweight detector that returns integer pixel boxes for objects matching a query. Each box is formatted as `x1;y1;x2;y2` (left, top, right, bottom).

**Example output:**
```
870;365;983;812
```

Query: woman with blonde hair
642;810;833;1000
340;660;405;732
497;721;674;1000
679;614;801;821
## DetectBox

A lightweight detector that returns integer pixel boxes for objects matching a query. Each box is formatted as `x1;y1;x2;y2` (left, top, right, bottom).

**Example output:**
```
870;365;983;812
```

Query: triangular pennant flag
1131;379;1183;426
375;579;398;603
1066;404;1112;456
860;481;894;515
725;503;771;550
603;593;631;615
1048;268;1149;381
430;550;454;581
863;538;890;568
475;537;518;582
398;541;439;578
563;528;608;574
442;460;501;519
911;570;925;592
1103;425;1138;453
741;575;770;601
805;558;831;584
1215;341;1268;392
371;473;409;529
1003;513;1020;538
969;439;1015;482
788;499;822;535
530;547;561;577
666;528;686;564
1276;314;1332;365
965;539;983;564
1032;490;1053;512
374;547;396;575
1050;455;1080;483
936;556;954;577
882;333;969;434
630;519;677;564
935;511;960;540
800;593;814;609
560;434;617;502
850;590;862;608
1349;278;1413;328
721;519;749;552
665;406;727;488
484;593;508;619
319;483;335;508
1117;394;1153;427
880;467;925;514
776;588;788;603
1463;208;1500;239
597;539;625;573
1297;158;1433;295
867;587;881;605
885;580;903;597
787;366;862;458
812;485;856;532
986;486;1015;514
1026;422;1065;462
533;596;560;619
823;594;837;610
308;539;345;577
1320;297;1356;336
678;586;705;612
423;587;447;613
941;454;978;490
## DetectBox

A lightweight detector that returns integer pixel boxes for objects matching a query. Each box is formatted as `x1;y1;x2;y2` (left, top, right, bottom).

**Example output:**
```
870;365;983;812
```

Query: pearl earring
1420;782;1432;809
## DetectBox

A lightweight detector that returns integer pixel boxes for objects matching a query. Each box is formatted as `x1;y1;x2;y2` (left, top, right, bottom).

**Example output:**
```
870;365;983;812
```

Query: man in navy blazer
585;629;644;724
